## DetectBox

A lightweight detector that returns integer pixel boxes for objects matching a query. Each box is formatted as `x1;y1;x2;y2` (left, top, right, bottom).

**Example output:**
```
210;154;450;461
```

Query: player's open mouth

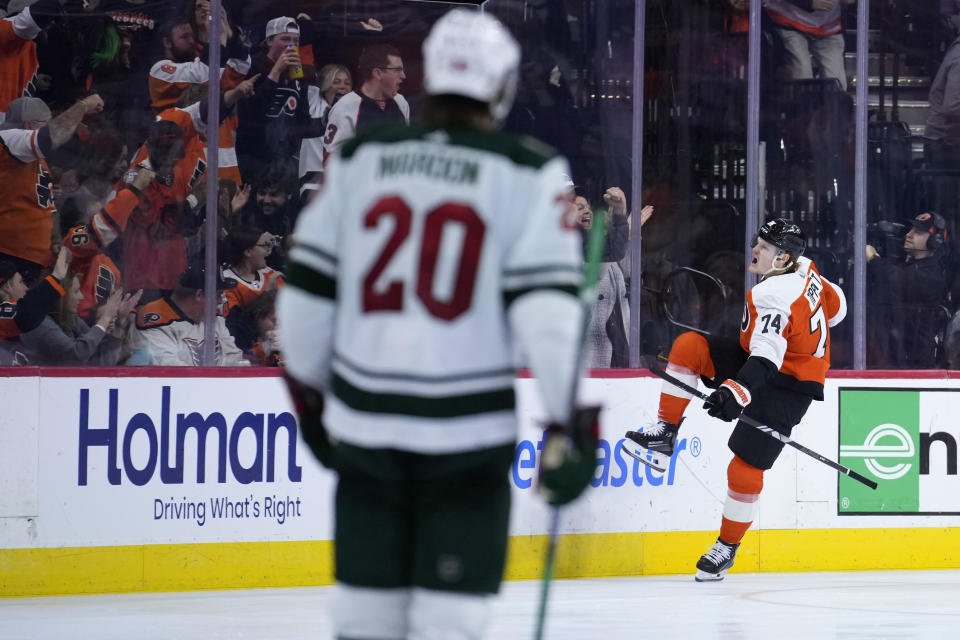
751;257;758;264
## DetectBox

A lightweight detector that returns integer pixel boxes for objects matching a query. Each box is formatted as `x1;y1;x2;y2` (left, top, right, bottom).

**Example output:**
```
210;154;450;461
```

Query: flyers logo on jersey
37;167;54;209
95;264;116;303
161;64;176;74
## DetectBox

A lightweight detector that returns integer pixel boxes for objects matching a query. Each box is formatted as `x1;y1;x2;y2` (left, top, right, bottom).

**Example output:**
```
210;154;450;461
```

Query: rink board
2;368;960;596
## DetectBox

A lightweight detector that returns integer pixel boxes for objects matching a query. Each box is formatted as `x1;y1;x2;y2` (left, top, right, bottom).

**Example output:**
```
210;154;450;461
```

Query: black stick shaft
648;364;878;490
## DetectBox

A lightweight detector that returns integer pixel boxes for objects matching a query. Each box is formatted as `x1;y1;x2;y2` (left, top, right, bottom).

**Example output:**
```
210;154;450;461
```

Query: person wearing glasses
321;43;410;161
220;224;285;317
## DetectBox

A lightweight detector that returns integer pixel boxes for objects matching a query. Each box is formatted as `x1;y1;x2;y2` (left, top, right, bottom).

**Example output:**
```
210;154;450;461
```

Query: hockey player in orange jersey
623;219;847;581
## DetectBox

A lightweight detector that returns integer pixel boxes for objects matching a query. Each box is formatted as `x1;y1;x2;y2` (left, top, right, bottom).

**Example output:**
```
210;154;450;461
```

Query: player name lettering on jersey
804;270;823;311
378;150;480;185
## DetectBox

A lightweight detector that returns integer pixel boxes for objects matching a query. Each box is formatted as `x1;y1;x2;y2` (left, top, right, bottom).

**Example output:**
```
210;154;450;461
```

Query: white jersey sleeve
298;86;326;177
8;6;41;40
395;93;410;123
278;156;342;389
505;155;583;422
321;93;358;158
745;282;791;369
0;128;43;162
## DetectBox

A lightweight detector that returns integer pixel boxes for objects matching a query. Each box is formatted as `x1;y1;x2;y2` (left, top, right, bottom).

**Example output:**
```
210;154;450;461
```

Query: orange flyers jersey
148;57;249;111
131;103;240;185
221;266;284;314
136;296;185;330
740;257;846;393
0;9;40;120
76;254;122;322
66;186;141;259
0;128;55;265
127;103;206;206
65;186;141;321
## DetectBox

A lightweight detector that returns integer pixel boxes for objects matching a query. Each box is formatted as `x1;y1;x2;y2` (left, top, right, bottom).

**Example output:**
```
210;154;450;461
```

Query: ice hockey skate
620;418;683;472
695;538;740;582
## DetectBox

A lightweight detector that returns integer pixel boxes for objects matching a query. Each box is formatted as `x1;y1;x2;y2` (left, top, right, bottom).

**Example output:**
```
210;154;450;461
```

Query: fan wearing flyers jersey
235;15;317;184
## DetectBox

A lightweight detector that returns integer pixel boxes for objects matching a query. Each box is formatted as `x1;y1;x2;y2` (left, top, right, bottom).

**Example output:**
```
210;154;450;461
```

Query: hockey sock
718;455;763;545
658;332;716;424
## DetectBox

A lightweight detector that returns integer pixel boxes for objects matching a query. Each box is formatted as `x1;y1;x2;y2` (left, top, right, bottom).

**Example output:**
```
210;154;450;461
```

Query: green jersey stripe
503;283;579;308
332;373;516;418
341;123;555;170
292;241;338;267
287;262;337;300
504;264;582;278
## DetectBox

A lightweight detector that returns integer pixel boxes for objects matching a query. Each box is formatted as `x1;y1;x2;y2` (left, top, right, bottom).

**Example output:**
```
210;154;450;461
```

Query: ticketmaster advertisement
838;387;960;515
6;374;960;553
14;374;734;549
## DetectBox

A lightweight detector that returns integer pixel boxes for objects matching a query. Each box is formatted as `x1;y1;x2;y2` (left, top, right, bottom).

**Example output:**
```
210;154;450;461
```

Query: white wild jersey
280;124;583;453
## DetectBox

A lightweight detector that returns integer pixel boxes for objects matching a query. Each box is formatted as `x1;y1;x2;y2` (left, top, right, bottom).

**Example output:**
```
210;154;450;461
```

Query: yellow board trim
4;528;960;597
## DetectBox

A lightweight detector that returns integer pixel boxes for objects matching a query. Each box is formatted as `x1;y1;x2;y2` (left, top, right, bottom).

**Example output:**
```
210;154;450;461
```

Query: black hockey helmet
754;218;805;259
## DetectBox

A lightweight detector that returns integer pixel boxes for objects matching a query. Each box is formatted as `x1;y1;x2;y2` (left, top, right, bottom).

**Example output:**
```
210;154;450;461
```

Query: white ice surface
2;570;958;639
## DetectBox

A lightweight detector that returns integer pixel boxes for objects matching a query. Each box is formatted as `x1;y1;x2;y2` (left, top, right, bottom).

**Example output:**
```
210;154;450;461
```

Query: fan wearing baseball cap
0;93;104;281
236;15;317;183
866;211;950;367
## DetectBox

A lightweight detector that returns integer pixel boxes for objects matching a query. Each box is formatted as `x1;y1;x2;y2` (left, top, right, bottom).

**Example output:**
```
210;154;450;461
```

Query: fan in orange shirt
118;76;257;294
0;94;103;281
220;225;284;316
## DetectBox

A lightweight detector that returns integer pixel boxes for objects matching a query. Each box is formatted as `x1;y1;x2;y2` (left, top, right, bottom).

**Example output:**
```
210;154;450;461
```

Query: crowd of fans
0;0;413;367
3;0;960;370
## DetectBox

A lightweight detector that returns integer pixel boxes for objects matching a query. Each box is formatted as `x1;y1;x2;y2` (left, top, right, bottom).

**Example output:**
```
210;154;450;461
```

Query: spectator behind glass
119;77;256;300
571;184;653;369
235;16;316;183
730;0;856;90
0;94;104;283
300;63;353;181
925;26;960;164
944;1;960;37
241;161;297;269
0;247;69;362
19;270;142;365
130;259;249;366
866;212;950;368
321;43;410;161
226;288;283;367
221;225;284;317
149;12;250;113
0;0;66;125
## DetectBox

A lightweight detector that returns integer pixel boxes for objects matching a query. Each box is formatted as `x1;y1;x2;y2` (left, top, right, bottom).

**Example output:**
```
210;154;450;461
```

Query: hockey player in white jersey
278;9;599;639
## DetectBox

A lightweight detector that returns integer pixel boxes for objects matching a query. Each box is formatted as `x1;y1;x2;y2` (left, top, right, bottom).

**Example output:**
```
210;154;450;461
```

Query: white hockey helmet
422;9;521;123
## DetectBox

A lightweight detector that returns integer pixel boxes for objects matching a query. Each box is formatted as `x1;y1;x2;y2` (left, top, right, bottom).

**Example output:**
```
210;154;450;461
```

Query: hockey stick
646;362;878;490
533;211;607;640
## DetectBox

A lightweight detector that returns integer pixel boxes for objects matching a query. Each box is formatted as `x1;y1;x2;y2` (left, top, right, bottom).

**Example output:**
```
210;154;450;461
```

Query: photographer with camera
866;212;950;367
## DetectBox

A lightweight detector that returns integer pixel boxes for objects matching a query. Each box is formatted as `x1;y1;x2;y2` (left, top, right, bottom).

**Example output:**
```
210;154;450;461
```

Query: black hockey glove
704;379;751;422
538;406;601;506
283;373;333;468
704;356;776;423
